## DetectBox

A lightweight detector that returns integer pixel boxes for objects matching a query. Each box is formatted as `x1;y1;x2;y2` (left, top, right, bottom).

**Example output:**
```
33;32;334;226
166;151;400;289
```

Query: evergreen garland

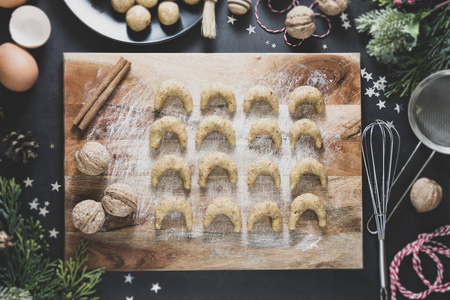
356;1;450;97
0;178;104;299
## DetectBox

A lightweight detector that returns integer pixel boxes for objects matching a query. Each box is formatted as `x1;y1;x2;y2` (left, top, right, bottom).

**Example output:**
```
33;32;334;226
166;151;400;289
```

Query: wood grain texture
64;53;362;270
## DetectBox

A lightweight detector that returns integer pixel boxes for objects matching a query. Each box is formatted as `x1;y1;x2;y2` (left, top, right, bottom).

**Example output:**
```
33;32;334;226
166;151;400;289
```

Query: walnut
102;183;137;217
317;0;349;16
410;177;442;213
285;6;316;40
72;200;106;234
74;142;110;175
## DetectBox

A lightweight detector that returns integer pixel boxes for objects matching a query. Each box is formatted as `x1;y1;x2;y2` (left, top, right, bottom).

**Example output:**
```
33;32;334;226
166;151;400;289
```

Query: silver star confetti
51;181;62;192
227;15;236;25
376;100;386;110
39;207;49;217
151;283;162;294
29;198;39;210
124;273;134;284
23;177;34;187
246;24;256;34
49;228;59;238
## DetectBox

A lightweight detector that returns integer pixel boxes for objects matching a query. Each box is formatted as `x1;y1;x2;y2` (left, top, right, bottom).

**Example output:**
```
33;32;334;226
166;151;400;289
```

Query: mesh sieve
409;70;450;153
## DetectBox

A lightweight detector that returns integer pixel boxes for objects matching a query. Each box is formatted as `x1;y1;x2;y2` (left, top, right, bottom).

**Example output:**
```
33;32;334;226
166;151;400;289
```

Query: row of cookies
152;153;328;190
154;79;325;114
154;193;326;232
150;115;323;149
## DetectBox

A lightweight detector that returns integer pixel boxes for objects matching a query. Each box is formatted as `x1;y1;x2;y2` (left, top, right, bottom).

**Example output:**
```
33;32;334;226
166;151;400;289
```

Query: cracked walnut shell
318;0;349;16
74;142;110;175
285;6;316;40
72;200;106;234
102;183;137;217
410;177;442;213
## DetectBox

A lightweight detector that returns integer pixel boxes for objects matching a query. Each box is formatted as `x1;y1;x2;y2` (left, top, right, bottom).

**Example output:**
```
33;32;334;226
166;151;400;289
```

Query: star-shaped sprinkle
373;81;381;90
394;103;403;114
49;228;59;238
376;100;386;110
378;76;387;84
265;40;270;45
342;20;351;30
51;181;62;192
50;144;55;149
126;297;133;300
365;87;376;98
39;207;49;217
322;44;328;49
388;121;394;126
29;198;39;210
151;283;161;294
227;15;236;25
24;177;34;187
364;72;373;82
340;12;348;22
361;68;367;77
374;92;380;97
378;81;387;91
271;43;276;48
44;201;50;206
124;273;134;284
246;24;256;35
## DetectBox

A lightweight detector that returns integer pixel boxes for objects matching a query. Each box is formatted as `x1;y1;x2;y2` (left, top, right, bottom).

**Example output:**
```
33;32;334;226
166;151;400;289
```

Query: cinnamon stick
78;60;131;130
73;57;127;126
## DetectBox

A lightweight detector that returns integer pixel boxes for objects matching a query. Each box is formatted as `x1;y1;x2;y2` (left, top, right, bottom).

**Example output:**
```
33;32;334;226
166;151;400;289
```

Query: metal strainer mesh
409;71;450;153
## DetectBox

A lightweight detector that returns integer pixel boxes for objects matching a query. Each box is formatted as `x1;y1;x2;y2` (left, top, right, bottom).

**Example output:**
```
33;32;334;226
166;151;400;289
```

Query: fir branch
49;240;105;300
0;178;23;235
0;178;104;299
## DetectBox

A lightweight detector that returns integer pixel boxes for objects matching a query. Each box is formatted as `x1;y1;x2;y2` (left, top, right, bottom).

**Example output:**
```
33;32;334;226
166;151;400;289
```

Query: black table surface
1;0;449;299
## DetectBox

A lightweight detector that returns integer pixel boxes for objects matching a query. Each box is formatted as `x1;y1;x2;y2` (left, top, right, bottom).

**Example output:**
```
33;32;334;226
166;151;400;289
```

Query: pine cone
2;130;39;163
0;230;13;250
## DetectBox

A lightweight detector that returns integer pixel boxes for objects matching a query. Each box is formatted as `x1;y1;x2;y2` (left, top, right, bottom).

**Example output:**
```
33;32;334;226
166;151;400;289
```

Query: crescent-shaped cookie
247;157;281;188
155;196;193;230
200;83;237;112
289;86;325;114
195;115;236;146
288;193;327;230
248;118;282;148
203;196;242;232
154;79;193;113
198;152;238;187
151;155;191;189
149;116;188;149
290;118;322;149
243;85;279;112
290;157;328;189
247;200;283;231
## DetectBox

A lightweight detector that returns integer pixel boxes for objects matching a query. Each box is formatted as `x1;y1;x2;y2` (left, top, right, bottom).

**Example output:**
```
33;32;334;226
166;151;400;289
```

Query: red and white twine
254;0;332;47
390;225;450;299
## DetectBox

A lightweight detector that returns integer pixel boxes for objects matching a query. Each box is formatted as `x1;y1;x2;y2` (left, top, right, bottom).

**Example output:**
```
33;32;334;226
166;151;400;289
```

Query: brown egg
0;43;38;92
0;0;28;8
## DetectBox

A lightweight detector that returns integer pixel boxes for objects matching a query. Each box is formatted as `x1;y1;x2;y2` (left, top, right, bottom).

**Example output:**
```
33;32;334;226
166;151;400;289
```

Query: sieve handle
366;142;435;235
386;149;435;223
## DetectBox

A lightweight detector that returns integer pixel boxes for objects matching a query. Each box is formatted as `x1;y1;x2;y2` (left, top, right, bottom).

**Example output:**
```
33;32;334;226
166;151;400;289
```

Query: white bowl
9;5;51;48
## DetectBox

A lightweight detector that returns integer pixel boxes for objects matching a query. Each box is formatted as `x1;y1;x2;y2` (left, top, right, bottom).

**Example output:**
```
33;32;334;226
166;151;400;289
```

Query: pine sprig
49;241;104;300
357;2;450;97
0;177;104;299
0;178;23;235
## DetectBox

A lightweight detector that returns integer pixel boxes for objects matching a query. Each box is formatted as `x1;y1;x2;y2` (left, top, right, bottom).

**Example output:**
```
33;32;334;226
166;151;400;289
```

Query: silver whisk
362;119;400;300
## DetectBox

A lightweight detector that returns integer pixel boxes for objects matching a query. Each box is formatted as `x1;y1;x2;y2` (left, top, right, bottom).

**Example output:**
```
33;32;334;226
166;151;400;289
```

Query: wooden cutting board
64;53;362;271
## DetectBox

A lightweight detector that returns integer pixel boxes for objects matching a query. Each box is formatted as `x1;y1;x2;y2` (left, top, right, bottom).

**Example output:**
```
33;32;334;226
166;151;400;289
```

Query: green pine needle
0;177;104;299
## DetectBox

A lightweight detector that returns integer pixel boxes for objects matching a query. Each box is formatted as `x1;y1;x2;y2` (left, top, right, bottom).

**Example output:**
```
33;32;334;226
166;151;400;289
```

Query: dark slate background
1;0;449;299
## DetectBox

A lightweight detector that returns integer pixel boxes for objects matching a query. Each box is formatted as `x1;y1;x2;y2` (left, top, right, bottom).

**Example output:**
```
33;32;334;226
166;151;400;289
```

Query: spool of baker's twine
390;225;450;299
254;0;331;47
